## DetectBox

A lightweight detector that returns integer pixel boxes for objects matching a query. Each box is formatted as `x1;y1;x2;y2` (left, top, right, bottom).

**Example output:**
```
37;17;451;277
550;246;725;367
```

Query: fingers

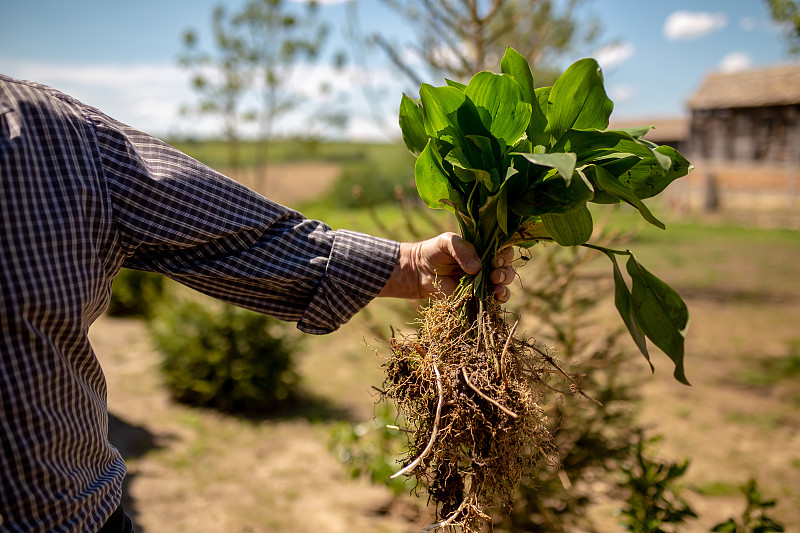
493;246;514;268
493;284;511;303
490;248;514;303
439;232;481;274
428;232;514;302
490;265;515;286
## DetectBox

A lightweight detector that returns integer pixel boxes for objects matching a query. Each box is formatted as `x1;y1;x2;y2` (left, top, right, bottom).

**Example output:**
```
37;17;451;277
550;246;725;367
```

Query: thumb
440;233;481;274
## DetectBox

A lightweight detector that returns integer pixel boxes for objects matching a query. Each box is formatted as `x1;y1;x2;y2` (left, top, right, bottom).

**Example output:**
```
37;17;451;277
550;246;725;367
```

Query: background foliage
150;297;302;414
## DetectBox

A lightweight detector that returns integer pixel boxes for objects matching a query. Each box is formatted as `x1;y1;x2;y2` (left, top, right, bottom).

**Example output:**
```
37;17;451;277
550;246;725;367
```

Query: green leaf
540;204;593;245
626;255;690;385
445;78;467;91
465;71;532;148
590;246;653;371
414;140;459;212
467;134;500;172
419;83;487;169
500;46;548;146
711;519;738;532
500;47;535;106
564;128;649;162
590;165;665;229
513;152;577;185
399;94;427;156
547;58;614;142
452;163;495;189
495;165;520;235
510;166;593;216
617;145;693;199
567;129;692;200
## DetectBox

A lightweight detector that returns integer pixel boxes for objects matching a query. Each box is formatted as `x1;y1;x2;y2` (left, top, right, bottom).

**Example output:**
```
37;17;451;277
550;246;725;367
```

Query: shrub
150;298;301;414
107;269;167;318
618;433;697;533
711;479;785;533
329;402;412;497
326;162;415;208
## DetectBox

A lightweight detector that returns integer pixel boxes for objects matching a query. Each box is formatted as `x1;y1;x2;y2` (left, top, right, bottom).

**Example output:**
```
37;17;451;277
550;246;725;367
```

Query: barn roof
609;117;689;143
687;63;800;110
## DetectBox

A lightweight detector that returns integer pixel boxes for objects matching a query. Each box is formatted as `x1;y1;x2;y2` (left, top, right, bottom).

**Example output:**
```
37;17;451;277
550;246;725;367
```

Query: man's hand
379;232;515;301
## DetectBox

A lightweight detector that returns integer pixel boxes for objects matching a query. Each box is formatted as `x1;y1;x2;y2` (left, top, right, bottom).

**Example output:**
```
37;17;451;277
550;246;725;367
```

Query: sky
1;0;796;142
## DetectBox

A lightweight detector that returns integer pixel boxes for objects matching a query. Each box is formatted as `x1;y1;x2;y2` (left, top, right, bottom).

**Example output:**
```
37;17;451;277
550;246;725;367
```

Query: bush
107;269;167;318
326;162;416;208
618;433;697;533
150;298;301;414
329;402;412;497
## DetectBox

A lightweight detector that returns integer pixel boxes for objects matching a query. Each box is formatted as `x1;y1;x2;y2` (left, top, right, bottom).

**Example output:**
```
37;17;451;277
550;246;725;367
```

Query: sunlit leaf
500;46;548;146
419;83;487;169
465;71;531;148
547;58;613;141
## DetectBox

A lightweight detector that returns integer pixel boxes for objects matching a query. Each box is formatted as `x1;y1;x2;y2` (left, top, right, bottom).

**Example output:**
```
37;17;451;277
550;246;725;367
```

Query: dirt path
223;162;342;207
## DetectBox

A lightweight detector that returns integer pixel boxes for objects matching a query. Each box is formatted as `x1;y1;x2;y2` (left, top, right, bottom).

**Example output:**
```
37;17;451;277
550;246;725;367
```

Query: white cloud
0;56;406;140
344;114;399;142
608;83;635;103
594;41;635;70
663;11;727;40
0;57;195;134
719;51;752;73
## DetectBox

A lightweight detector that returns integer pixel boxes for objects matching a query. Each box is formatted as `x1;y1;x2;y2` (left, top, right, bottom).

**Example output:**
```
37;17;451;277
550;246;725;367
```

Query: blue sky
1;0;795;141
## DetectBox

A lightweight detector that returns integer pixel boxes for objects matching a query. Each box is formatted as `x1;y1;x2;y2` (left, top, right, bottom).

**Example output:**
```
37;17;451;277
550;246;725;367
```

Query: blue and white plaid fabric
0;74;398;532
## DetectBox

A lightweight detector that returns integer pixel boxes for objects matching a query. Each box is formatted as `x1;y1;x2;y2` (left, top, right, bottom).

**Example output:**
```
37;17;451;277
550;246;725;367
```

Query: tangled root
382;292;579;532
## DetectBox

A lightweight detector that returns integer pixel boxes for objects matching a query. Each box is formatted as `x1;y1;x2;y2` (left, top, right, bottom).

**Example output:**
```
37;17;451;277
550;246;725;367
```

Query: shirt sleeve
89;113;399;334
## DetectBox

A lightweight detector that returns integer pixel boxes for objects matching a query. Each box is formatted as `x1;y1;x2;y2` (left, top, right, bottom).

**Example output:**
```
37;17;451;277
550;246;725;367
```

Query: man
0;75;514;532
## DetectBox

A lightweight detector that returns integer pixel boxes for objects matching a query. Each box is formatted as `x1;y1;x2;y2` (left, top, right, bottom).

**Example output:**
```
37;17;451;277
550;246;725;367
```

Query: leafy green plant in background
151;298;301;414
107;269;168;318
326;161;415;209
618;433;697;533
329;402;412;497
711;479;785;533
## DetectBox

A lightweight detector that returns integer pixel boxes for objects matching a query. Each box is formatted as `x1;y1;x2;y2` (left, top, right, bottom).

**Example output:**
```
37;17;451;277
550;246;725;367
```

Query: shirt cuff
297;230;400;334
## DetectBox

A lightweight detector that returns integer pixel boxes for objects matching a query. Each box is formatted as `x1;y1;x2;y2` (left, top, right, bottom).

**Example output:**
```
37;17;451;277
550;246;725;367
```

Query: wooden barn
677;63;800;217
687;63;800;164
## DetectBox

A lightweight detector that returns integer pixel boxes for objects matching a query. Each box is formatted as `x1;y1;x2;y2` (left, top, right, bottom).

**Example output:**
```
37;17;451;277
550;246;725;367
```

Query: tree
233;0;331;189
764;0;800;56
179;5;251;171
365;0;602;89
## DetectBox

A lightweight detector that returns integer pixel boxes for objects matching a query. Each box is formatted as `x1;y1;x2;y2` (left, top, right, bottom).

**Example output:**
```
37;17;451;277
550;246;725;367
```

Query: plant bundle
381;47;693;532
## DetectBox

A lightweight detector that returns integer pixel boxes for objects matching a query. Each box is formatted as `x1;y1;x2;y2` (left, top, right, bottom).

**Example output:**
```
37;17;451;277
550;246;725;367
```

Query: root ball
383;292;563;531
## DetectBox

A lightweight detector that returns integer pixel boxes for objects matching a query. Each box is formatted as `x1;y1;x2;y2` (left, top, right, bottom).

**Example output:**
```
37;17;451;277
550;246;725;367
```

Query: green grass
694;480;741;497
724;410;784;430
166;138;412;171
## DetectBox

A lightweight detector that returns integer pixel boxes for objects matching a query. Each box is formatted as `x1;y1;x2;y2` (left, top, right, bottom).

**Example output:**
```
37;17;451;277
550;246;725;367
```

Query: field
92;144;800;532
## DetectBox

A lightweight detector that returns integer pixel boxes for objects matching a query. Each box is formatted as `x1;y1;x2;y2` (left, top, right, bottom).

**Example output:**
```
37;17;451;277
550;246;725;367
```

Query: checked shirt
0;75;399;532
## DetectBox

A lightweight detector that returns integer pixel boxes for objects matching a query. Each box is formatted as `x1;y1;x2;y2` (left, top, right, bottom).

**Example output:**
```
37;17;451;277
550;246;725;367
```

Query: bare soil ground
91;164;800;532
